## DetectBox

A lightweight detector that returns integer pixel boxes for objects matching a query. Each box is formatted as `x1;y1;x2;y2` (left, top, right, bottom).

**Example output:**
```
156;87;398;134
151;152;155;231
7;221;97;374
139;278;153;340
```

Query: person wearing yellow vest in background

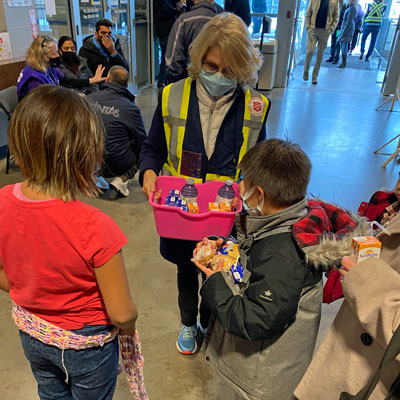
359;0;386;62
139;13;270;355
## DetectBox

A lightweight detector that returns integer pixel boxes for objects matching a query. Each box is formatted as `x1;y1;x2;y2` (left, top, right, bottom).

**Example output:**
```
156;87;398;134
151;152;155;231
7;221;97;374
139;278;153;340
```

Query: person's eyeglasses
202;61;235;79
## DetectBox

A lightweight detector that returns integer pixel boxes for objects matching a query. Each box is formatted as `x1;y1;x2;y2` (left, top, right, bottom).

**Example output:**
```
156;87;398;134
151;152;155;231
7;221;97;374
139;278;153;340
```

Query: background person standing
304;0;339;84
336;0;357;68
153;0;178;88
349;0;364;55
359;0;386;61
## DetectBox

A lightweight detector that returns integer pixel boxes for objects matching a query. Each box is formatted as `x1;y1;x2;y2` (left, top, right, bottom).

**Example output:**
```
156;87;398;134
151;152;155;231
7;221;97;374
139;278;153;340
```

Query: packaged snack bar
351;236;382;263
193;241;215;266
188;202;199;214
231;262;244;284
218;202;232;212
209;202;220;211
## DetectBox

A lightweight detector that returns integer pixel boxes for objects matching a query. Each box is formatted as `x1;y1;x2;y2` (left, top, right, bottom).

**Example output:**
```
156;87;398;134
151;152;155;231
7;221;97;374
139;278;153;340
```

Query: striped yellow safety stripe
162;84;174;173
176;78;192;176
235;89;252;180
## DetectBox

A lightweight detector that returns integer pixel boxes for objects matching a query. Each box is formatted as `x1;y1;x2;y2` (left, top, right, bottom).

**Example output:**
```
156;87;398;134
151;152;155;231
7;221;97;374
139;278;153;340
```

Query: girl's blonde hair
8;85;105;201
26;35;55;72
188;13;262;86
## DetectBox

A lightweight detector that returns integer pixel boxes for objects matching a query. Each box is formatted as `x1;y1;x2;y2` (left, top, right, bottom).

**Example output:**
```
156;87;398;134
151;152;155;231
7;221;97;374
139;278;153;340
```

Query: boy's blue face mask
199;67;237;97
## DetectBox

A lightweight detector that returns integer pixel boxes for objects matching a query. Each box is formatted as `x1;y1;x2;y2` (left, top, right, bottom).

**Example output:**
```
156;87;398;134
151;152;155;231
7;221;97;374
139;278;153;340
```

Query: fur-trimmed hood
293;200;370;271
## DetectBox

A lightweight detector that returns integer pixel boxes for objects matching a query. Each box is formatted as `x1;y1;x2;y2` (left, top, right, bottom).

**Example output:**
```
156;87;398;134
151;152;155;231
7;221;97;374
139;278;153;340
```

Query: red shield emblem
253;101;262;113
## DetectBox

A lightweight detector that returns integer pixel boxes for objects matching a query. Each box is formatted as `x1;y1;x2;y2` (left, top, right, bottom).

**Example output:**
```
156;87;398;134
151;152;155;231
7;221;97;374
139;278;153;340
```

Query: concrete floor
1;63;400;399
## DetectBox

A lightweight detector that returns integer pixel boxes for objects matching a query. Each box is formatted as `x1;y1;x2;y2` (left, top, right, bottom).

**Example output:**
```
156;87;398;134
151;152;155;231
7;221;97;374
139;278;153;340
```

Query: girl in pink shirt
0;85;138;400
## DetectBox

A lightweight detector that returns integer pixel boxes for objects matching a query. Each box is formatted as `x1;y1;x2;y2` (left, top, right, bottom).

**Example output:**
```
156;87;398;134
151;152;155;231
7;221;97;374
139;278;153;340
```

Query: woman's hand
89;65;106;84
192;238;223;278
142;169;158;199
339;256;357;278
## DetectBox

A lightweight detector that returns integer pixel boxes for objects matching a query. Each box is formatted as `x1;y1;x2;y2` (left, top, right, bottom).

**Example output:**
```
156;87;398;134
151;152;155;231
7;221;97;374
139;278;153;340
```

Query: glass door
34;0;73;38
287;0;308;83
78;0;103;37
134;0;151;88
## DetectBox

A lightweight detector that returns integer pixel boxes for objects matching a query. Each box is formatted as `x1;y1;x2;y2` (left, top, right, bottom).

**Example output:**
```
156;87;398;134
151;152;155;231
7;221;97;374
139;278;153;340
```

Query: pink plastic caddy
149;176;242;241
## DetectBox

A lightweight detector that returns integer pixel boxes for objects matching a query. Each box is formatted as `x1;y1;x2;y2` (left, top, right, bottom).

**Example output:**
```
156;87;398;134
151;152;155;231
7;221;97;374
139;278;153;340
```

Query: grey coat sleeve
165;18;188;83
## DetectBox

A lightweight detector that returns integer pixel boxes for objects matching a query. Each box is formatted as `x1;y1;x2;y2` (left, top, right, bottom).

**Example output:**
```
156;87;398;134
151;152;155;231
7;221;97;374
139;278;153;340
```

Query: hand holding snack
192;239;244;282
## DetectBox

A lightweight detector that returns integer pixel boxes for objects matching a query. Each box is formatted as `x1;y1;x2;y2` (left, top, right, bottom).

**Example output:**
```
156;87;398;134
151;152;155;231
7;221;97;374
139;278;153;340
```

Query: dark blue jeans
19;325;119;400
361;27;379;59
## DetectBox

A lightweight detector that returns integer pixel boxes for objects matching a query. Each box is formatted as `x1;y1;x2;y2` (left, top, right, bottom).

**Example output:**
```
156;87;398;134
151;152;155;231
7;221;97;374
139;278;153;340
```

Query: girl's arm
0;258;9;292
94;251;138;329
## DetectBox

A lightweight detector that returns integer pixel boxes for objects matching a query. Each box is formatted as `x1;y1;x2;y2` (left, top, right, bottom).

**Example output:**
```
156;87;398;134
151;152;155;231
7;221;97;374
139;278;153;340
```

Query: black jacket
79;35;129;77
59;56;99;95
153;0;177;37
88;82;147;177
225;0;251;27
165;1;220;83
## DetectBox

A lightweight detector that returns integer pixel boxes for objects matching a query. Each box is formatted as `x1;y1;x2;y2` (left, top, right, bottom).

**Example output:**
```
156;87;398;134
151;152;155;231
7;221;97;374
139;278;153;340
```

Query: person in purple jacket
17;36;105;102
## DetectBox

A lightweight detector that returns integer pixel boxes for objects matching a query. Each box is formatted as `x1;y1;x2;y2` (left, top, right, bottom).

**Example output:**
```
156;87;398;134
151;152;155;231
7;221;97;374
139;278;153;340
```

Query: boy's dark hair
239;139;312;207
96;19;112;32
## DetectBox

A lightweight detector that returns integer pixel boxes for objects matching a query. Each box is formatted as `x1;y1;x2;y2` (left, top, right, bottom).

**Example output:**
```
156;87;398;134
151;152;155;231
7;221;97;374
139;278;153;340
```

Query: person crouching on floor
88;66;147;200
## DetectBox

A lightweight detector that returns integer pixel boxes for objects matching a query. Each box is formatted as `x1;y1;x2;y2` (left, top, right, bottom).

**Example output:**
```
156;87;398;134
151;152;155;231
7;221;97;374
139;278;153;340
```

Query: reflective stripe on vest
161;77;269;183
365;2;385;23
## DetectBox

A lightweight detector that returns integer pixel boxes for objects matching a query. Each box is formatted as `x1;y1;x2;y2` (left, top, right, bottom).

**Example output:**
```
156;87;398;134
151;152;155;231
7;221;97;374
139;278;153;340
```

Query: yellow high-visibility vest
161;77;269;183
365;1;385;24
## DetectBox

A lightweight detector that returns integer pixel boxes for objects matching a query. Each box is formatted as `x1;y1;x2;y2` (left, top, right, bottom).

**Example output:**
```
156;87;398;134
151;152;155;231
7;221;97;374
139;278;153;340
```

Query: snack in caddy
164;189;189;211
187;202;199;214
218;202;232;212
350;236;382;263
209;202;232;212
192;240;244;283
209;202;220;211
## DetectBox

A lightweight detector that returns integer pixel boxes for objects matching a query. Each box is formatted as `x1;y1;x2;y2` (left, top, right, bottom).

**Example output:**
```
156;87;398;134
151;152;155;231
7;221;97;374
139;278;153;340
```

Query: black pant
177;261;211;328
330;29;339;58
351;28;361;52
102;160;138;179
160;237;211;330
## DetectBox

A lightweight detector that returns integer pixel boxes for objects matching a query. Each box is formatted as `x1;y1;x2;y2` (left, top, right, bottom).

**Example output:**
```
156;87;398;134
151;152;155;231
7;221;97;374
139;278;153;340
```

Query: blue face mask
199;67;237;97
241;186;265;216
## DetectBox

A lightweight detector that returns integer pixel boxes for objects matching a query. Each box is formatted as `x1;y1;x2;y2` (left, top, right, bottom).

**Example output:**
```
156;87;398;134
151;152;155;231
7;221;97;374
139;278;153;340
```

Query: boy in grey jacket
194;139;358;400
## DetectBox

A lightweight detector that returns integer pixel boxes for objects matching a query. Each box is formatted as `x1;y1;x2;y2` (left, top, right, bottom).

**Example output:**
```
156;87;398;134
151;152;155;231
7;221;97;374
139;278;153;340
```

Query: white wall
0;0;34;58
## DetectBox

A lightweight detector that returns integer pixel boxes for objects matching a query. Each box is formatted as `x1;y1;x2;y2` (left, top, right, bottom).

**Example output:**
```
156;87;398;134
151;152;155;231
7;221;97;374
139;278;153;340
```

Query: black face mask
61;51;79;65
48;56;61;68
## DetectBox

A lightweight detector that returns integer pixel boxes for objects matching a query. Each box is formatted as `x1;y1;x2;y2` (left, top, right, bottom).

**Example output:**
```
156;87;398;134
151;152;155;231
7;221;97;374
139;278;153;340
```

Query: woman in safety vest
139;12;270;355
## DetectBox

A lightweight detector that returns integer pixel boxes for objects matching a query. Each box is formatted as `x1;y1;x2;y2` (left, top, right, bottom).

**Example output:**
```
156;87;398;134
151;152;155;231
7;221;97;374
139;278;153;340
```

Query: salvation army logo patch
248;97;266;117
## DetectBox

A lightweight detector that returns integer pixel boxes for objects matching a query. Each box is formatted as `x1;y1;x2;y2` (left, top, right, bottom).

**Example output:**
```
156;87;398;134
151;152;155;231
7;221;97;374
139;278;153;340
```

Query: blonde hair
188;13;262;86
8;85;105;201
26;35;55;72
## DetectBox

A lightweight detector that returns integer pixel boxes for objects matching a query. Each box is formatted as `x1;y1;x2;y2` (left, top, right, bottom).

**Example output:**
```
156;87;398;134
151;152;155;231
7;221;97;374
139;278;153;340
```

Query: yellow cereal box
351;236;381;263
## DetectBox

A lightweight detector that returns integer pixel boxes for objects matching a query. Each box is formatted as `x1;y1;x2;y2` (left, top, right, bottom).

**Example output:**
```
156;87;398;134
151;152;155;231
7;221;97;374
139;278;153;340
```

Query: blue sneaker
176;324;197;355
